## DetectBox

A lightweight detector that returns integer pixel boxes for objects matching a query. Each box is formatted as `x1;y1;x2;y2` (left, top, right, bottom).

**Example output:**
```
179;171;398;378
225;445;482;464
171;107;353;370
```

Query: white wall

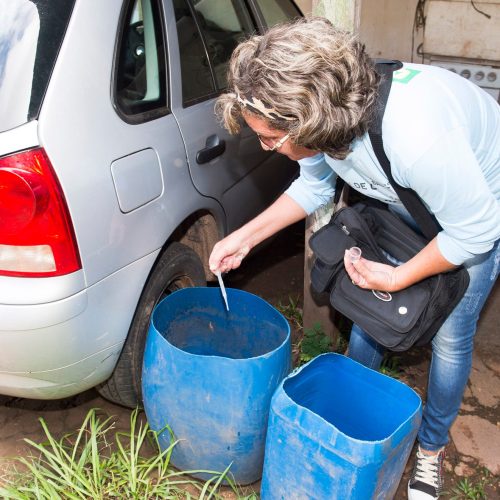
357;0;421;62
310;0;500;63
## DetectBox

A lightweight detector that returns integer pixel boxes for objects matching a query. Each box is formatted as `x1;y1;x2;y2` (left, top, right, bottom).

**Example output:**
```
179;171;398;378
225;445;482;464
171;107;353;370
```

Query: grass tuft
0;408;250;499
449;476;489;500
277;295;303;330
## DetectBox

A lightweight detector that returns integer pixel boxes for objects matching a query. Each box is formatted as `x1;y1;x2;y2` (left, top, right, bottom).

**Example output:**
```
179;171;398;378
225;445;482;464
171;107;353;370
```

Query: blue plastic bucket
261;353;422;499
142;287;291;484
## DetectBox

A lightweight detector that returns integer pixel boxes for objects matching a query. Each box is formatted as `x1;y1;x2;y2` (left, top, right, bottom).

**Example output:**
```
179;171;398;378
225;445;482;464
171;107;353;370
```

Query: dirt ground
1;221;498;498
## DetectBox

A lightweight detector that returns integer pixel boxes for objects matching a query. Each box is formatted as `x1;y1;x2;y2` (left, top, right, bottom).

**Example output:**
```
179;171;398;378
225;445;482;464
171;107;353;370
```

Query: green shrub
299;323;332;365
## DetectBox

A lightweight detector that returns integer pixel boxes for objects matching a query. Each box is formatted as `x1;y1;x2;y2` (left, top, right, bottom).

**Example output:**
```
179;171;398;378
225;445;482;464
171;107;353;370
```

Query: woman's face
243;113;319;161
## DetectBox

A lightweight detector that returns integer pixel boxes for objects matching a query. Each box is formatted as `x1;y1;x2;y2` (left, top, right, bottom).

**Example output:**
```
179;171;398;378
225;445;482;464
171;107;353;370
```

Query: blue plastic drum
142;287;291;485
261;353;422;499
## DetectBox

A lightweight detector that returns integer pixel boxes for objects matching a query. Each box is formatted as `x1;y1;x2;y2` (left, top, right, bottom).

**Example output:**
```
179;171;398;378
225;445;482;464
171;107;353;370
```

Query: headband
229;91;295;122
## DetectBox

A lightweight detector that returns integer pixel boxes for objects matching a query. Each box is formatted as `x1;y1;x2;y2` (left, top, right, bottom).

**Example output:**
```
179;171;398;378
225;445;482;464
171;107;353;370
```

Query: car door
164;0;299;233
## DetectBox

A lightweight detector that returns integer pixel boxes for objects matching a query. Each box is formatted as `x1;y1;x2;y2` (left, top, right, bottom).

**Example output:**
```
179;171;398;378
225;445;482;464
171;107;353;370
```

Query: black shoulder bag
309;60;470;352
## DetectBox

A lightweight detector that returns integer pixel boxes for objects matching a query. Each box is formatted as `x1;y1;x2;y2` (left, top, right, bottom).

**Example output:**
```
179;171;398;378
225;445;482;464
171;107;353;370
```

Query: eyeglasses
257;132;290;152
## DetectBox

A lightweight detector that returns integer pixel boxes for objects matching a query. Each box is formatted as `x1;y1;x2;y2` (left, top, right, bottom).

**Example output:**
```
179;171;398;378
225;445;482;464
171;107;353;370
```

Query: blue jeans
348;238;499;451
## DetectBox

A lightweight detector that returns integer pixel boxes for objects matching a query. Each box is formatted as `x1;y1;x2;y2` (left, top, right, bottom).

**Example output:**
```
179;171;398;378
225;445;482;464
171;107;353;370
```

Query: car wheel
97;242;206;408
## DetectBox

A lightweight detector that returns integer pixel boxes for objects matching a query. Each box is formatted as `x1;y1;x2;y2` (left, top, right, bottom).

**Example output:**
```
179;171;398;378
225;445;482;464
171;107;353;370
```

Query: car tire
97;242;206;408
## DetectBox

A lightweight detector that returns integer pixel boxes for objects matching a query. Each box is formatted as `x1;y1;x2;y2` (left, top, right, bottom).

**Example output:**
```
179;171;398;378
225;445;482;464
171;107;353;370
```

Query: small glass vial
348;246;362;263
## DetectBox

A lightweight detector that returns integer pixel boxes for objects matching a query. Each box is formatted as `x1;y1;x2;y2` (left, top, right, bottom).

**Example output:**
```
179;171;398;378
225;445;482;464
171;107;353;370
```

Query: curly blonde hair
215;17;380;160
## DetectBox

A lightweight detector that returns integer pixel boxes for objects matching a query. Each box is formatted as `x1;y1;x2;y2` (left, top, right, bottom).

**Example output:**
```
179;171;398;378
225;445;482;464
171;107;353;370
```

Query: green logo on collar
393;68;421;84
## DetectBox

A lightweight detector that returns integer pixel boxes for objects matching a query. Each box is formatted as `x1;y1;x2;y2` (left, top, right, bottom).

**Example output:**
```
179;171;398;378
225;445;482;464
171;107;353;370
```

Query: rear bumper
0;250;159;399
0;345;122;399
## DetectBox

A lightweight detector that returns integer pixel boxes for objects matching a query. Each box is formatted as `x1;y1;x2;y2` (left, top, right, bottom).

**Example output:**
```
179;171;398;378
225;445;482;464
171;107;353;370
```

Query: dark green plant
333;330;349;354
299;322;332;364
379;353;401;379
278;298;350;362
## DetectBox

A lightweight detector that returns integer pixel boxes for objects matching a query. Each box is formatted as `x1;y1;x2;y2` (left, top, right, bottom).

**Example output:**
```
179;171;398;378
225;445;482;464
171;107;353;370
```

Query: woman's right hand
209;194;307;275
209;231;251;274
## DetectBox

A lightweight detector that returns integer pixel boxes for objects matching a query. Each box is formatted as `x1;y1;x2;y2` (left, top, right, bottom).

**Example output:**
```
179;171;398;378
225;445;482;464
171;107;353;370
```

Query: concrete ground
449;281;500;478
0;221;498;498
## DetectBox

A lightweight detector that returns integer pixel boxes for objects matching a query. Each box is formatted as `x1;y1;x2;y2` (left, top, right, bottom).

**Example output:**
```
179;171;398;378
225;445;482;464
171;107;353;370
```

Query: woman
208;17;499;500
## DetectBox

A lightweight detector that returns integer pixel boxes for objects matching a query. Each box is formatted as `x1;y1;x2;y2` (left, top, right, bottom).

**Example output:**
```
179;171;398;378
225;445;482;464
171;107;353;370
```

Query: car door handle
196;135;226;164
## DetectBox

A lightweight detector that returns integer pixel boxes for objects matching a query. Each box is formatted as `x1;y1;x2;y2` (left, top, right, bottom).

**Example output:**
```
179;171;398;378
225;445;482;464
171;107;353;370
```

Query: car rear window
0;0;75;133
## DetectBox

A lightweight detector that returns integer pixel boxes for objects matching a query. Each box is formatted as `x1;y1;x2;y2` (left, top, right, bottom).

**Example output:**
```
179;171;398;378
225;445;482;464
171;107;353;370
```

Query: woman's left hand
343;250;401;292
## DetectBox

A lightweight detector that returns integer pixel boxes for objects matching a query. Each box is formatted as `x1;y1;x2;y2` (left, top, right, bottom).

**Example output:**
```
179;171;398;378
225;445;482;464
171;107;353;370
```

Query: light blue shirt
286;63;500;265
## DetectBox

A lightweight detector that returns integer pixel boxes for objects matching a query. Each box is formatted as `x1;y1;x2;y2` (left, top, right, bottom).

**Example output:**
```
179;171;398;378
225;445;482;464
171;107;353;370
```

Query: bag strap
333;175;345;205
369;60;442;240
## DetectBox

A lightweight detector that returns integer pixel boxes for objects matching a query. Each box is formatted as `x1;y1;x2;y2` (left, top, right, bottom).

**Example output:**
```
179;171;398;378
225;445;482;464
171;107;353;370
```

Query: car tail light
0;148;81;277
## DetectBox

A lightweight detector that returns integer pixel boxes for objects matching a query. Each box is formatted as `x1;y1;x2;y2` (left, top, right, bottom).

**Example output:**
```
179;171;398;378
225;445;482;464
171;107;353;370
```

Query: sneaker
407;446;445;499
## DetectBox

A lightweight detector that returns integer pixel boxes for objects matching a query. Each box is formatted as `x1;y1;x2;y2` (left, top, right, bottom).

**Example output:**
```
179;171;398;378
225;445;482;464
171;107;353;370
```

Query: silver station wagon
0;0;301;407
